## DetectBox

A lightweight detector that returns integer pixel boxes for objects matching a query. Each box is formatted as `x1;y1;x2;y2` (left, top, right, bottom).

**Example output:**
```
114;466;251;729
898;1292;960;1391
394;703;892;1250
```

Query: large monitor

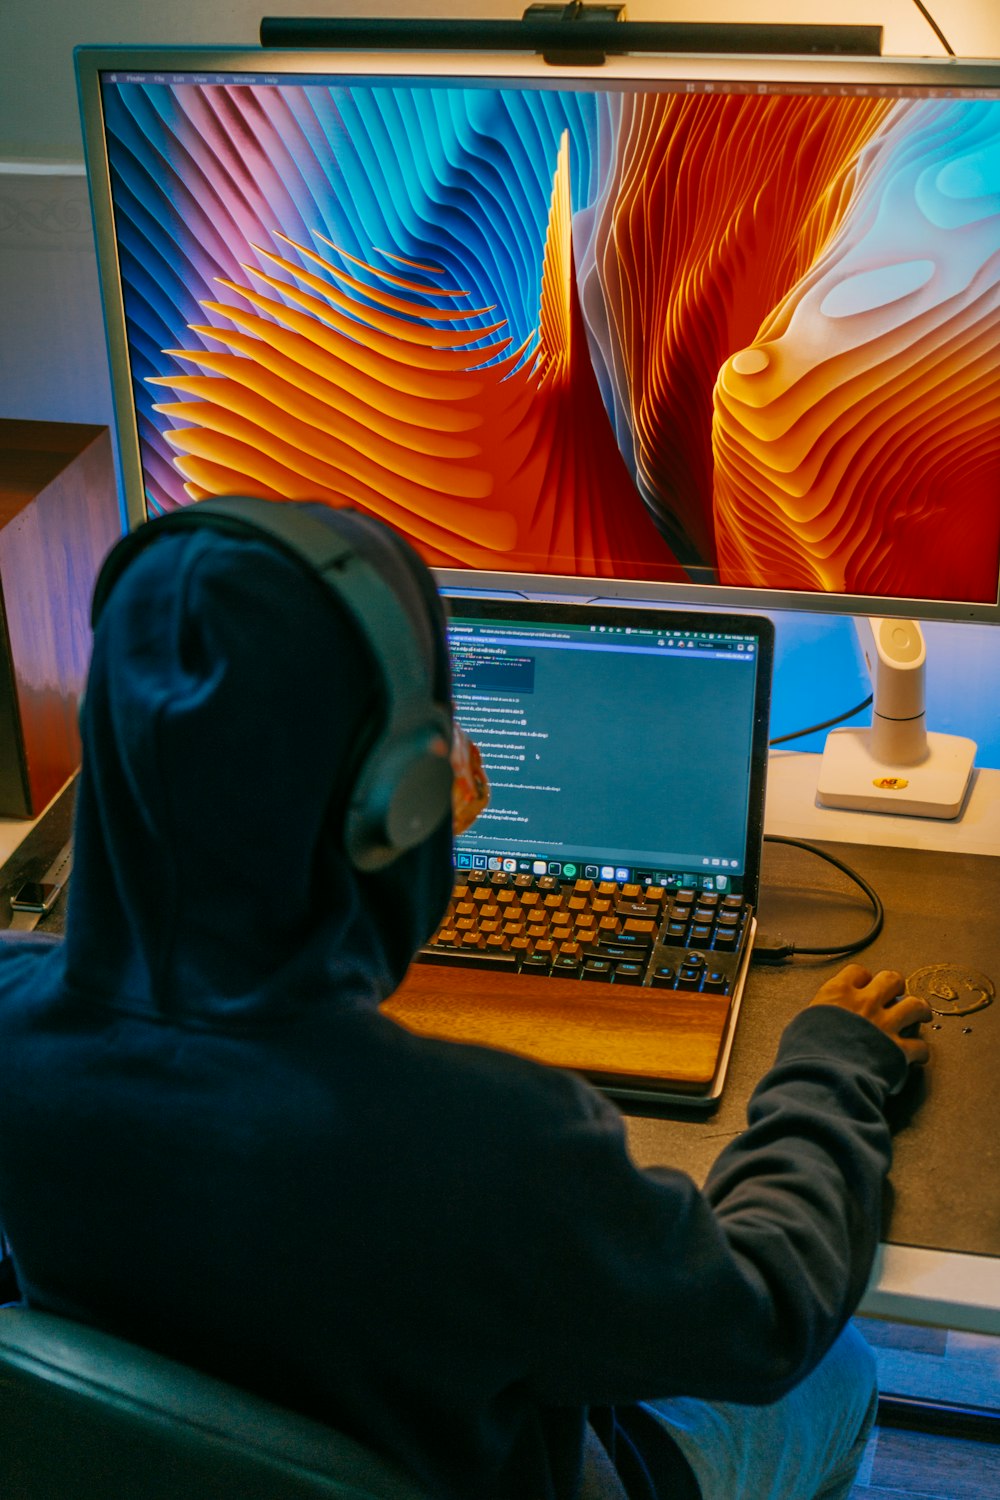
75;45;1000;628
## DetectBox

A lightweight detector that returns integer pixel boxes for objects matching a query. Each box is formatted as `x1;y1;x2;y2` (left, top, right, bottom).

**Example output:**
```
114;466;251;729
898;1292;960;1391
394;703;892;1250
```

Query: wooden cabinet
0;421;120;817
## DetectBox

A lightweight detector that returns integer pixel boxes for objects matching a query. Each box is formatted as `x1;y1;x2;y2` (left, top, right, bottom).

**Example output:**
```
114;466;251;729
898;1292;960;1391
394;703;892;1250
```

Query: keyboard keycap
605;930;653;949
583;959;613;982
614;903;651;921
419;947;519;970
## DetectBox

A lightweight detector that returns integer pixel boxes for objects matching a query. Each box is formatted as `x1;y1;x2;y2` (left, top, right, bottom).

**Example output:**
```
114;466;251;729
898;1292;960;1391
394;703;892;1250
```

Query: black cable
768;694;873;748
910;0;955;57
753;835;884;962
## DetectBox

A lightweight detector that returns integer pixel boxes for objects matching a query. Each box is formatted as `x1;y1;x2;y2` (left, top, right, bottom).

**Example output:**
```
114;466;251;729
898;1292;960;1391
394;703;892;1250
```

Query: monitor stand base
817;727;976;819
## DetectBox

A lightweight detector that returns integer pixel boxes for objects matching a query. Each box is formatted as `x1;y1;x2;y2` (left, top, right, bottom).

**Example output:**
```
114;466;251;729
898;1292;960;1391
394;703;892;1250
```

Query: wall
2;2;999;762
5;0;998;424
6;1;999;163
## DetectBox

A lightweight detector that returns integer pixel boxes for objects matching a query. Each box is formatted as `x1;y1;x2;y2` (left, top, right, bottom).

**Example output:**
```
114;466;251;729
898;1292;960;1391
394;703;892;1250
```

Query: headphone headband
92;497;434;722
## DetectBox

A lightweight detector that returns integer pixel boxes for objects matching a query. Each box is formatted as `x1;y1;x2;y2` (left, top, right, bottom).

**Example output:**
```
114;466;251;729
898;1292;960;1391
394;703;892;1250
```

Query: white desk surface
766;751;1000;856
0;782;70;870
3;759;999;1332
863;1245;1000;1337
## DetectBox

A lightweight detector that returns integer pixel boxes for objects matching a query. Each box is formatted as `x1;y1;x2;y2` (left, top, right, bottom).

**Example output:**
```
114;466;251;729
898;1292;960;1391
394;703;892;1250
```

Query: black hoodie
0;506;907;1500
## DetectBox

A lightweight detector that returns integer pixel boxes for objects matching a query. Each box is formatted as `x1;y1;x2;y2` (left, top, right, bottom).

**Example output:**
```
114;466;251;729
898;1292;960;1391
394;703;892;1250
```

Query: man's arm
521;966;931;1407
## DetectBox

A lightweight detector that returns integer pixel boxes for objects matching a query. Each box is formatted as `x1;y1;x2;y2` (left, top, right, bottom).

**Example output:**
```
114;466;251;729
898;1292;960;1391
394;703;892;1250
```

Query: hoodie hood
62;504;454;1026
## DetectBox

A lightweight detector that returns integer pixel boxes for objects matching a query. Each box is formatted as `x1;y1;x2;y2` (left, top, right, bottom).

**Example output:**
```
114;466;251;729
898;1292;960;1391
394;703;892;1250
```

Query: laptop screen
446;599;774;898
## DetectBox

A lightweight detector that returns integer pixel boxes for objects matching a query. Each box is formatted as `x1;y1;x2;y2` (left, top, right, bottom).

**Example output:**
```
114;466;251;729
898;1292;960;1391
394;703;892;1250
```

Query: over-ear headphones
90;496;454;873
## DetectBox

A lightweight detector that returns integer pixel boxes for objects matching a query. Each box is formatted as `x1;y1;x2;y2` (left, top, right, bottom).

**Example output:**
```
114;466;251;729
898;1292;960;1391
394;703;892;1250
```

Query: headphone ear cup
345;716;454;872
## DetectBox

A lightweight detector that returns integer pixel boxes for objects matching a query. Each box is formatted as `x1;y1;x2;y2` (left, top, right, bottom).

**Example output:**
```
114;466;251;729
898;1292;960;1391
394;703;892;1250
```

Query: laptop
383;596;774;1107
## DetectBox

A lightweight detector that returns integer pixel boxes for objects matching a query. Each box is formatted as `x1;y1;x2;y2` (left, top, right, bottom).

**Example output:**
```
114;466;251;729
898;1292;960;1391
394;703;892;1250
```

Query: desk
768;753;1000;1334
2;763;999;1334
628;753;1000;1334
625;828;1000;1332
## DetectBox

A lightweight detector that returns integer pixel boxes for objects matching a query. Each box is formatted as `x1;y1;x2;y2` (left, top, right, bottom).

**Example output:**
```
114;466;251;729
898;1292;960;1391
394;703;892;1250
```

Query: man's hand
808;964;933;1066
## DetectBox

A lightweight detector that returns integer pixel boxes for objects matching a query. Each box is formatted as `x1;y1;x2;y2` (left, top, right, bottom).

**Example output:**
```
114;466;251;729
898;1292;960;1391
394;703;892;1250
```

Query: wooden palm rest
382;964;732;1095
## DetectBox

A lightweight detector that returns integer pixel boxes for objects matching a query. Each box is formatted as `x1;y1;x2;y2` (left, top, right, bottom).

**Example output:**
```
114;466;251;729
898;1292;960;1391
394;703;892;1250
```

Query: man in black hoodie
0;500;930;1500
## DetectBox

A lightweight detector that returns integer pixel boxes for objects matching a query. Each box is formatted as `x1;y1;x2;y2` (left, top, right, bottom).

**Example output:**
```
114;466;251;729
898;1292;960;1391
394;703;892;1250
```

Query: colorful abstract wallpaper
100;73;1000;602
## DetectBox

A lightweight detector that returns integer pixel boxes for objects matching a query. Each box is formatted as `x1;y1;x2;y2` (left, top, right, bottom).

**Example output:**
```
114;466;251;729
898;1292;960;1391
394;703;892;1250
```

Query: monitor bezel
75;45;1000;624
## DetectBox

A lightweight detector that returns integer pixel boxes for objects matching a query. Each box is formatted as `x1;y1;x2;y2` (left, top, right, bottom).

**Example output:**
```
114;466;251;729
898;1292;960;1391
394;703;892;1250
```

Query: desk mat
625;837;1000;1261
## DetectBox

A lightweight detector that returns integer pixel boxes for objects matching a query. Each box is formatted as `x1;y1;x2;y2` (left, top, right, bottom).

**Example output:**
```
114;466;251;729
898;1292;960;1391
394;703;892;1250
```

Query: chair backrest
0;1306;435;1500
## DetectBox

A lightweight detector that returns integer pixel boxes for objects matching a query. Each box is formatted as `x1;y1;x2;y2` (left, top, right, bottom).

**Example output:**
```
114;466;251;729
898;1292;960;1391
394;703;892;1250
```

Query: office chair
0;1305;435;1499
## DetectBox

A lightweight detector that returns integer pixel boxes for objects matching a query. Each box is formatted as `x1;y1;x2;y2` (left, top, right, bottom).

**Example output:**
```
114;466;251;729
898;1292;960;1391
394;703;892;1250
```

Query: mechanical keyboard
419;873;752;995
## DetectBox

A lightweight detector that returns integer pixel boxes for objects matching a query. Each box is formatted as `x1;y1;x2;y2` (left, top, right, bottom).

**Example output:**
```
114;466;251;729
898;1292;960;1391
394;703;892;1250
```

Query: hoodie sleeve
522;1003;906;1407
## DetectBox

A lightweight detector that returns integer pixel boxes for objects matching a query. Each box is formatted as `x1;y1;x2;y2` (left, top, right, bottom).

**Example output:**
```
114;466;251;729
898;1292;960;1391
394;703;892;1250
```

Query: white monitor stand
816;618;977;820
